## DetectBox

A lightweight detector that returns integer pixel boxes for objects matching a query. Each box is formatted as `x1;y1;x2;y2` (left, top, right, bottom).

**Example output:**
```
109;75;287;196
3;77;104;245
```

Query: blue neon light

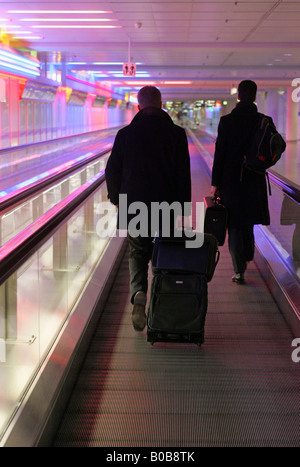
0;45;40;78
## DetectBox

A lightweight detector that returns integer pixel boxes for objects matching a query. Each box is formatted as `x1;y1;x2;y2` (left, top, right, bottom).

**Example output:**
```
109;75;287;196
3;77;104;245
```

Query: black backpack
245;114;286;173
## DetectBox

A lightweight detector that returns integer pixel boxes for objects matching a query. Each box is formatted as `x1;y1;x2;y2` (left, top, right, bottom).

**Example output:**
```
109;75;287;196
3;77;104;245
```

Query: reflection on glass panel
0;96;10;149
272;142;300;187
41;103;47;141
0;181;117;439
0;261;40;436
280;194;300;267
47;103;53;140
27;102;33;144
10;79;20;148
263;183;300;277
19;101;27;146
0;155;110;247
34;102;41;143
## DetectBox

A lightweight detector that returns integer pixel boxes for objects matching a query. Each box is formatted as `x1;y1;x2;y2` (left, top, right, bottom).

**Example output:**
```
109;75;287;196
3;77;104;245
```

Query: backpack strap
239;113;263;178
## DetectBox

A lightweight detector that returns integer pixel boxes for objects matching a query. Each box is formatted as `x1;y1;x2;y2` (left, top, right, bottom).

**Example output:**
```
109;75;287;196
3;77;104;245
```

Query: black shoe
232;273;245;284
131;291;147;331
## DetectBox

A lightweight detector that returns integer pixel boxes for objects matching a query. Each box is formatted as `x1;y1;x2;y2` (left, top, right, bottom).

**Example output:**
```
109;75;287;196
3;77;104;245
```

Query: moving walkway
0;130;299;447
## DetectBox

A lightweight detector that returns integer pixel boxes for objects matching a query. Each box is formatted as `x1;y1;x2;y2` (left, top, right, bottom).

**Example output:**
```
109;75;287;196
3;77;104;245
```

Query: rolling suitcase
147;272;207;346
204;196;228;246
147;232;219;346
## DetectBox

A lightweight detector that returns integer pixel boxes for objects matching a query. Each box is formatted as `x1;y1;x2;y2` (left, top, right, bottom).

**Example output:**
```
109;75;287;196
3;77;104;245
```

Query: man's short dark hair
137;86;162;109
238;80;257;103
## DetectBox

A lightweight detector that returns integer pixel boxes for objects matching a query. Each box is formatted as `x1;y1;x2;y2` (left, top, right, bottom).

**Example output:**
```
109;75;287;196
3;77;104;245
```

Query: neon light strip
0;57;39;73
8;10;113;13
32;25;121;28
125;81;156;85
0;47;39;68
7;31;32;34
0;53;39;72
0;70;27;83
13;36;43;39
92;62;143;65
92;62;123;65
21;18;117;21
66;75;120;95
0;46;40;77
110;73;150;77
0;60;40;76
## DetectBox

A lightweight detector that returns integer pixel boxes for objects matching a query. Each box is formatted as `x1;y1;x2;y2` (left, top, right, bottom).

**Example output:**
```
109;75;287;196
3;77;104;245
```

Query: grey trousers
228;225;255;274
128;234;154;304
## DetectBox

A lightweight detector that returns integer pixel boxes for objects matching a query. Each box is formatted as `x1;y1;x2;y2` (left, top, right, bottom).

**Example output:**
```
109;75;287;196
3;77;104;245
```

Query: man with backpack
211;80;285;284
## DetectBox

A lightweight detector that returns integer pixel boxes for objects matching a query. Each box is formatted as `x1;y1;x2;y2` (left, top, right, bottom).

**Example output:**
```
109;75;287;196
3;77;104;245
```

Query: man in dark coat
211;80;274;284
105;86;191;330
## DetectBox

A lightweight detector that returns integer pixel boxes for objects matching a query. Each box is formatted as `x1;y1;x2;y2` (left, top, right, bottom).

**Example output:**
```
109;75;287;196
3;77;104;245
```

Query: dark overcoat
105;107;191;228
212;102;272;228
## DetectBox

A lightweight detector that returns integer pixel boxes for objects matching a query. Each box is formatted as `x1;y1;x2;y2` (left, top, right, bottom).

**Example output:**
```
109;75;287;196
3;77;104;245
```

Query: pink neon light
66;75;120;96
125;81;156;86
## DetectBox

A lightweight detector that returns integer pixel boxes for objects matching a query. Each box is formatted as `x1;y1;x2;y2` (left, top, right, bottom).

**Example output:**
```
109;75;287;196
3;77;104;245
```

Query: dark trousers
228;225;255;273
128;234;154;304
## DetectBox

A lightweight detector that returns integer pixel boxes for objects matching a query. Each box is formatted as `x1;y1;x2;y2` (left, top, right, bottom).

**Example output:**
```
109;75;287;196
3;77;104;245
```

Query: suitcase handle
212;195;225;207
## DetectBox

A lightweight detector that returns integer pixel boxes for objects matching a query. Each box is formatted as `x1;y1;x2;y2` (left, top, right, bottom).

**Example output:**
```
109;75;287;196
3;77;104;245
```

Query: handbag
204;196;228;246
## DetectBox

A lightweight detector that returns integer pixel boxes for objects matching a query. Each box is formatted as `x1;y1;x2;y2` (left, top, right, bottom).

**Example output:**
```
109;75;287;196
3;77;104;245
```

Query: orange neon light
0;70;27;84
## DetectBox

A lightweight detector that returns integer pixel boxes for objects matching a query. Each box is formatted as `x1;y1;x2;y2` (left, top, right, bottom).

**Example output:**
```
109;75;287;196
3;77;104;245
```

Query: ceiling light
13;36;43;39
8;31;32;34
21;18;117;22
0;60;39;76
8;10;113;14
93;62;123;65
31;25;121;29
164;81;192;85
110;73;128;77
125;81;156;85
92;62;143;65
0;48;39;68
113;74;150;78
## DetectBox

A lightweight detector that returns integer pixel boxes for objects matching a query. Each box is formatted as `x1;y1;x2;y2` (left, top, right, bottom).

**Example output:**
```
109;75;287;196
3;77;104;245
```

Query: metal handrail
0;125;120;155
0;169;106;286
0;146;112;212
268;170;300;205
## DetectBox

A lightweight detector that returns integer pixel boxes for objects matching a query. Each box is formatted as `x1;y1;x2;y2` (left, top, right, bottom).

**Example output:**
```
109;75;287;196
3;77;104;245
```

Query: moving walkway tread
52;243;299;447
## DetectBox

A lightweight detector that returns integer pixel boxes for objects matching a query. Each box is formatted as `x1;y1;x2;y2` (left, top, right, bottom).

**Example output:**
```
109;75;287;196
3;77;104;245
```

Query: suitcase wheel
147;330;204;346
